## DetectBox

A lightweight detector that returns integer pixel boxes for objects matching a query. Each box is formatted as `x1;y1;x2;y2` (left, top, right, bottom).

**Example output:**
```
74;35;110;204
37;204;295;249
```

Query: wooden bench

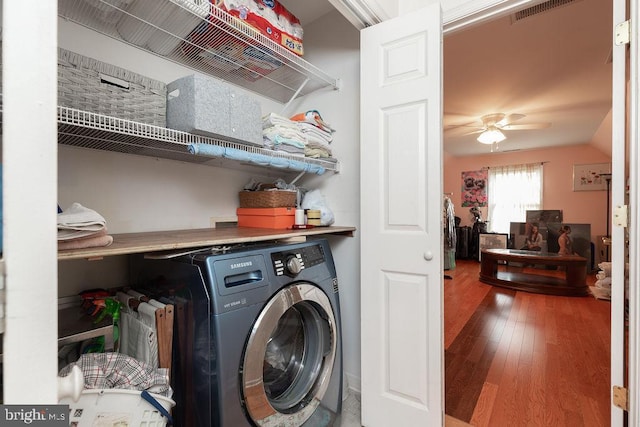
479;248;588;296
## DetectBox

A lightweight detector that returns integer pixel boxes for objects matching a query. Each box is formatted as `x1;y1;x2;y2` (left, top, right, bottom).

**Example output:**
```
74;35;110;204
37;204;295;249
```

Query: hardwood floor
445;260;611;426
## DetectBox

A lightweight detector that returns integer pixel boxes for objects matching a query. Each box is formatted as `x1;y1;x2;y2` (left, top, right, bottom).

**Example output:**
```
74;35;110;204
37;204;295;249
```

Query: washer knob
286;255;303;275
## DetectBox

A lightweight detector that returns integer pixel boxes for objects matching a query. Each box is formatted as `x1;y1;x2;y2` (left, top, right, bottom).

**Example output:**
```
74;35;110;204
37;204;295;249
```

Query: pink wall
444;144;611;242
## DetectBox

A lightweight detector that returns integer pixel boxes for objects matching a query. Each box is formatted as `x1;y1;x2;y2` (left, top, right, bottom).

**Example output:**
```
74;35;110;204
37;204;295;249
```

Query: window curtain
487;163;543;233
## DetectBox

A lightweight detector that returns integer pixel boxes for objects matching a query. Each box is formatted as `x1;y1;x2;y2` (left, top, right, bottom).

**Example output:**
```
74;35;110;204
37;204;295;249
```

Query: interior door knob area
424;252;434;261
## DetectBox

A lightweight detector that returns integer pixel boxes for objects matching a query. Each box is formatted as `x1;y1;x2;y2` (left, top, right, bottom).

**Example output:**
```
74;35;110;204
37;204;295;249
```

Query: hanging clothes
443;195;457;250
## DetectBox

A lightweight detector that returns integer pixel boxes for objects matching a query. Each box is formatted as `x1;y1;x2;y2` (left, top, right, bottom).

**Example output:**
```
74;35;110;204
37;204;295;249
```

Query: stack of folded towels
58;203;113;250
262;110;334;159
593;262;612;300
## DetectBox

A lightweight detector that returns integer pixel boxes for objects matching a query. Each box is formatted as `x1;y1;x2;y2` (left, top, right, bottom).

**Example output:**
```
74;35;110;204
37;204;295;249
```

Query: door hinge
614;205;628;228
613;385;629;411
615;20;630;45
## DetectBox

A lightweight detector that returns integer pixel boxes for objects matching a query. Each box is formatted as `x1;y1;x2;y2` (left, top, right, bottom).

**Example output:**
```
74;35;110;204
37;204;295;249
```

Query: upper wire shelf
58;0;340;104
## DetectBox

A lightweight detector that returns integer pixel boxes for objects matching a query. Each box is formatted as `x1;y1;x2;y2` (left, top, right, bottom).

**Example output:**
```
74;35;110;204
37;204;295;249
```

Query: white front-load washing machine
130;238;343;426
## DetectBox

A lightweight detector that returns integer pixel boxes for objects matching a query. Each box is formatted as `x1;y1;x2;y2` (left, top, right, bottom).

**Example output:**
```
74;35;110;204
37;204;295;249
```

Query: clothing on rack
443;195;457;270
116;290;174;373
443;196;456;250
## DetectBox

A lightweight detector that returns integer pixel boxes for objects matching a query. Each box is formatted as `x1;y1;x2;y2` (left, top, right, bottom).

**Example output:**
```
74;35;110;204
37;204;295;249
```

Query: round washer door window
241;283;337;427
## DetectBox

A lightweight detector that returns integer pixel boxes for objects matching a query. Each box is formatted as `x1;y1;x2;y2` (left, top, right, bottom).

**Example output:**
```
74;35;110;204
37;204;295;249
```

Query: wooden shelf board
58;226;356;260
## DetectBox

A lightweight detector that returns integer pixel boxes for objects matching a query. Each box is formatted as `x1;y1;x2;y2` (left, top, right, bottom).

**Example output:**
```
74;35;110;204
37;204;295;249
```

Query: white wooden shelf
58;0;340;104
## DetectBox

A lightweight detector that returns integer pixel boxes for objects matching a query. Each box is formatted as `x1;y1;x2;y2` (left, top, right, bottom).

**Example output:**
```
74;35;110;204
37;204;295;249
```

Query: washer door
242;282;337;427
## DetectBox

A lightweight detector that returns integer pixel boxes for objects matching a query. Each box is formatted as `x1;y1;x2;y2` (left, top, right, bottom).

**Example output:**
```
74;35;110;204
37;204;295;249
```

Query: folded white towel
595;277;612;289
263;125;306;144
58;203;106;241
58;202;106;228
262;112;298;129
298;122;333;143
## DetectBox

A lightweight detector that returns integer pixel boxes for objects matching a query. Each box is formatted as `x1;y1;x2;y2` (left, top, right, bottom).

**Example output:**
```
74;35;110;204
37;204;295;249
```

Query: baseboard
344;372;361;396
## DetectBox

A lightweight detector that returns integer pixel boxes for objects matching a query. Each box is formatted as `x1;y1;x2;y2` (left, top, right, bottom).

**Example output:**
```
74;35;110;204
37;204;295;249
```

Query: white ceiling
277;0;335;26
444;0;613;156
279;0;614;157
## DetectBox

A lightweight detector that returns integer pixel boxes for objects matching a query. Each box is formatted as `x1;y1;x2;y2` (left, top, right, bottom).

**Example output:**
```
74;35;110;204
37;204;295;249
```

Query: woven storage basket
57;48;167;126
239;190;297;208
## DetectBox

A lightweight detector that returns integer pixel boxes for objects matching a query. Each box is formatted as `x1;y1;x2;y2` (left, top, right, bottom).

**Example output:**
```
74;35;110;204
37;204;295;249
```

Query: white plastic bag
301;190;334;226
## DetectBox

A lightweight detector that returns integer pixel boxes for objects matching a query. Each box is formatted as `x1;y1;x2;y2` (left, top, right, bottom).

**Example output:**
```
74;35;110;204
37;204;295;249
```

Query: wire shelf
58;0;340;104
55;107;340;173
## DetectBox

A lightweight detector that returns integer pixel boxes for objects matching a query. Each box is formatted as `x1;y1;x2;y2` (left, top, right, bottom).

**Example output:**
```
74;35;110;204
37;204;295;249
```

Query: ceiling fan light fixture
477;127;506;144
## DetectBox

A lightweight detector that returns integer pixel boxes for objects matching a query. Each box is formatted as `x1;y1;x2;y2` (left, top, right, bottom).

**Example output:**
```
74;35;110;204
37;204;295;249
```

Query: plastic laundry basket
60;389;175;426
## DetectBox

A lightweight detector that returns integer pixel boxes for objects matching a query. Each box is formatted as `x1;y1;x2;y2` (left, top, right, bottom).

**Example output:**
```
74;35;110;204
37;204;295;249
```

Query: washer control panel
271;244;325;277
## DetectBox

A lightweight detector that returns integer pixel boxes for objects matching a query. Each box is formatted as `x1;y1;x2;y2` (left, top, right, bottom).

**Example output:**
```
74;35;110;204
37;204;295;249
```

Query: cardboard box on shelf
237;207;295;229
212;0;304;56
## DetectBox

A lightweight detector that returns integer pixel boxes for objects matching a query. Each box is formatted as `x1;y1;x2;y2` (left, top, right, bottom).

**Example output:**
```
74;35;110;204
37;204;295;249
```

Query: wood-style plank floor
445;260;611;426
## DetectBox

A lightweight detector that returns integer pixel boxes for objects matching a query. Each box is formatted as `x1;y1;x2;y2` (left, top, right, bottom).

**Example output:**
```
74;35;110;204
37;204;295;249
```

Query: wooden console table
479;248;588;296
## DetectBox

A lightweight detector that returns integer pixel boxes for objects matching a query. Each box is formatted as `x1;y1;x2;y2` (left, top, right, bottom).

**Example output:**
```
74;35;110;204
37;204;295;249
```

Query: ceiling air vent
512;0;582;22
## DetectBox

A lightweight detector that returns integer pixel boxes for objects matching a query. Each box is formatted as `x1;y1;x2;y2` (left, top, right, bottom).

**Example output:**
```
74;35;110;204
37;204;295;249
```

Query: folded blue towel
224;147;252;162
307;164;326;175
288;160;308;172
248;153;272;166
188;143;225;157
270;157;290;169
187;143;327;175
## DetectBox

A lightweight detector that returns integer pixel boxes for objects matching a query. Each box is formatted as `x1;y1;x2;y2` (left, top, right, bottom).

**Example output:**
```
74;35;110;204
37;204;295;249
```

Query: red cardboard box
237;207;295;229
212;0;304;56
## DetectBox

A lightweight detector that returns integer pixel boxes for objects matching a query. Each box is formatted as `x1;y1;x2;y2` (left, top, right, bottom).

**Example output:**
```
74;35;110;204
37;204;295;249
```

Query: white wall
294;10;362;393
58;18;283;237
57;7;363;393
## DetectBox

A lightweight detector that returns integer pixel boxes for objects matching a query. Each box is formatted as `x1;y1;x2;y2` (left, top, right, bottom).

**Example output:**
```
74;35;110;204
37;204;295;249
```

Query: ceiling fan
449;113;551;145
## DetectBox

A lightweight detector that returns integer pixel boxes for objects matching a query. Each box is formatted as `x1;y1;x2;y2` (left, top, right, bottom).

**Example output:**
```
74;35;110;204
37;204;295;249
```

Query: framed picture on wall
478;233;508;261
572;163;611;191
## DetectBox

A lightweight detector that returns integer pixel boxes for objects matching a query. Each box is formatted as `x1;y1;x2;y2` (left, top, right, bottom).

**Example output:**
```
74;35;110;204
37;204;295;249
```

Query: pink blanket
58;230;113;250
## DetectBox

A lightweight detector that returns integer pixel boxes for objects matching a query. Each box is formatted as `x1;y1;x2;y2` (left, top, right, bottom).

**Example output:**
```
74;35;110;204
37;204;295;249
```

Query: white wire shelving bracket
58;0;340;104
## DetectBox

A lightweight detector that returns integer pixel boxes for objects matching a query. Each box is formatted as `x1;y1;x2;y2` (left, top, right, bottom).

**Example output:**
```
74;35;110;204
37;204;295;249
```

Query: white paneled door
360;4;443;426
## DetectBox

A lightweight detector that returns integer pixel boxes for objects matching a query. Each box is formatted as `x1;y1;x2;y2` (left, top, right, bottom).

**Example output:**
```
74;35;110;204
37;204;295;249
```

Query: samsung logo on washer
224;298;247;310
230;261;252;269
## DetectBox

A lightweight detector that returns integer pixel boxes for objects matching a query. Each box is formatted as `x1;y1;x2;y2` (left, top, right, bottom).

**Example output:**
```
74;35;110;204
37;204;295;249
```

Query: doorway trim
439;0;630;425
439;0;546;34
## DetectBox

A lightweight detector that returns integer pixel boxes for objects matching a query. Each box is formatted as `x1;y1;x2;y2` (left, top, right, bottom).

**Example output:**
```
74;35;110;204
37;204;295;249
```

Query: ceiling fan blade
444;122;484;135
496;113;526;127
501;122;551;130
461;128;485;136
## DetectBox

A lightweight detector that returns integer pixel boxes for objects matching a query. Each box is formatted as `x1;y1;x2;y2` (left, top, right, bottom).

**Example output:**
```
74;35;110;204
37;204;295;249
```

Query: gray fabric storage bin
57;48;167;126
166;74;262;146
1;47;167;126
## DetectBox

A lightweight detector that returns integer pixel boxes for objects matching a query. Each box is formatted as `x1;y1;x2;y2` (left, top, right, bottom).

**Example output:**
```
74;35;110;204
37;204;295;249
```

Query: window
487;163;543;233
